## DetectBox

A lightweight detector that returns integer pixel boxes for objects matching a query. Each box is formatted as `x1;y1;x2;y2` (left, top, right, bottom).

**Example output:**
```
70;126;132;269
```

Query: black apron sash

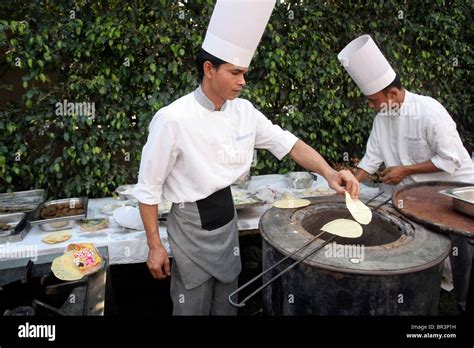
196;186;235;231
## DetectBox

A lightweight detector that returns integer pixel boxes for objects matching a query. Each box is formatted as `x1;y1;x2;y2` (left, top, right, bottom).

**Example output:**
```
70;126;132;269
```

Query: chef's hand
381;166;407;185
326;169;360;199
147;245;170;280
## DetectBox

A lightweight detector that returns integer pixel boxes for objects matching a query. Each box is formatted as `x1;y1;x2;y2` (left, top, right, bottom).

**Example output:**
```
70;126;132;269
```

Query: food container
0;189;45;214
114;185;136;200
0;212;26;237
286;172;314;189
438;186;474;218
30;198;88;232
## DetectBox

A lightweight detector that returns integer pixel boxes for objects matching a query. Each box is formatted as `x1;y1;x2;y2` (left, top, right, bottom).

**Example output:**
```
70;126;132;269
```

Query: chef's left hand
326;170;360;199
381;166;407;185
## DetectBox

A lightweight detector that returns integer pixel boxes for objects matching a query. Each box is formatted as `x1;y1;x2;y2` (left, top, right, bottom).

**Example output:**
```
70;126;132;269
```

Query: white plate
113;206;144;230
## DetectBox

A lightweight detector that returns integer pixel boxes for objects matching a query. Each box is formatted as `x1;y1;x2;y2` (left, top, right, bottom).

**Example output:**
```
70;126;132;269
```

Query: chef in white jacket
132;0;360;316
337;35;474;187
338;34;474;312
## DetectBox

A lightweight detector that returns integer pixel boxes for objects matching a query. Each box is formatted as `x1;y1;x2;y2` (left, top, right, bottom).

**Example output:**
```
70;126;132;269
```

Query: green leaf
26;89;35;99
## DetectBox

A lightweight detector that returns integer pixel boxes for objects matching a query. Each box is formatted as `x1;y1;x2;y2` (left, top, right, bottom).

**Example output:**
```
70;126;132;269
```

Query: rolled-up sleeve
254;110;298;160
358;119;384;175
132;113;178;205
428;115;463;175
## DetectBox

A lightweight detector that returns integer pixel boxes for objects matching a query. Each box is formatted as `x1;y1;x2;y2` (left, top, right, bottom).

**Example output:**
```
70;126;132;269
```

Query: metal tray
392;181;473;239
439;186;474;218
0;212;31;243
232;190;265;209
0;213;26;237
0;189;45;214
30;197;88;232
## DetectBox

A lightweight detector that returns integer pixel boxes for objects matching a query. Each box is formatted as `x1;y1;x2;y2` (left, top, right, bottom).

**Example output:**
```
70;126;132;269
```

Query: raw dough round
345;192;372;225
273;199;311;209
320;218;363;238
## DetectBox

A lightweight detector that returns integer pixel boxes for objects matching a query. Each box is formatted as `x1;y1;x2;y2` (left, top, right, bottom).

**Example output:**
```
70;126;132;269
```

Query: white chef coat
132;86;299;204
358;90;474;186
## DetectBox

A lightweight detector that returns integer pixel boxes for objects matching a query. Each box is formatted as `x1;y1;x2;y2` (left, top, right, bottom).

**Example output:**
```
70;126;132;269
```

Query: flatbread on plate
42;230;72;244
51;252;84;281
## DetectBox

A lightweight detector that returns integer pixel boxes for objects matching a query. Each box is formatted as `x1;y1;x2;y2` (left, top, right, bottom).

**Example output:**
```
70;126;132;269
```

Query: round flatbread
42;230;72;244
51;252;84;281
79;218;108;232
345;192;372;225
49;221;70;229
320;219;363;238
273;199;311;209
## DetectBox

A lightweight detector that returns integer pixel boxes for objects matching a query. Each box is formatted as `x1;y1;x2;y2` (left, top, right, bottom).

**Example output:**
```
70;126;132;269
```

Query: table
0;174;380;265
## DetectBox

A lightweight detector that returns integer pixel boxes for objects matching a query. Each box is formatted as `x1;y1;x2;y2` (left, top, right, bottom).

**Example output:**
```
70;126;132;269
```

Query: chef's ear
385;86;400;100
203;61;216;79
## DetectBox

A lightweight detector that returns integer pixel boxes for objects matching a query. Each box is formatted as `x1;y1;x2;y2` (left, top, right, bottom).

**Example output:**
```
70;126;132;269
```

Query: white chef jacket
132;86;299;204
358;90;474;186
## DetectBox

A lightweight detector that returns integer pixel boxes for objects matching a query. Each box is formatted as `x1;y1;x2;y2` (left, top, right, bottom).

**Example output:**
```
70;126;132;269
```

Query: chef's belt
167;186;242;290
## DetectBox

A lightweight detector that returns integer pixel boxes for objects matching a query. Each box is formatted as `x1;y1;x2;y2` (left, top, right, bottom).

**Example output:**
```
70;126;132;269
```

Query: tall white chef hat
202;0;276;68
338;34;396;96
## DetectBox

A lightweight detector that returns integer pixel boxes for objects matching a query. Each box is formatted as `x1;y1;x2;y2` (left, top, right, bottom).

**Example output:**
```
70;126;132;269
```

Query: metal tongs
228;191;391;308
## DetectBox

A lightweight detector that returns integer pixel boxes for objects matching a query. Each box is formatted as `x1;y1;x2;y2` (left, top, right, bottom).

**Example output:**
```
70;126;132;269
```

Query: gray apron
167;186;242;290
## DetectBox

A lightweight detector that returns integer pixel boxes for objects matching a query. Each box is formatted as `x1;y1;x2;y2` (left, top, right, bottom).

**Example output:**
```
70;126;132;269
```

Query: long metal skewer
228;191;389;308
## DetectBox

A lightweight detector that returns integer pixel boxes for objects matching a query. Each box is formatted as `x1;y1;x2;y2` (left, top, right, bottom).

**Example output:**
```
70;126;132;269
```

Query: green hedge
1;0;472;199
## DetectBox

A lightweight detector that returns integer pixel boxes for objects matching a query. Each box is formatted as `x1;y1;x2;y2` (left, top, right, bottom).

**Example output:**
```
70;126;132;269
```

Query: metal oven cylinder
259;196;451;315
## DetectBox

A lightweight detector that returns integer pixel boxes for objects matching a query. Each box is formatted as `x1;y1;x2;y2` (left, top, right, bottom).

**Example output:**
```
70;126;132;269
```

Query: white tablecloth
0;174;381;265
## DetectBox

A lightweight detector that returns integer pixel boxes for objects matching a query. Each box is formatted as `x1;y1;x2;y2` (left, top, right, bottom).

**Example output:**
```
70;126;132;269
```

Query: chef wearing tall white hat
132;0;360;316
338;34;474;187
338;34;474;312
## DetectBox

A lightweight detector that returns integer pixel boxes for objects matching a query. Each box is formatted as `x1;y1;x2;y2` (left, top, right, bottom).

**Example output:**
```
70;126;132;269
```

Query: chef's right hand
147;246;170;280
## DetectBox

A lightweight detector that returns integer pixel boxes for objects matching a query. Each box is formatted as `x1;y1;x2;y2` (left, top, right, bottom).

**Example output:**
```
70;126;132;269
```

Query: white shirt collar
399;90;414;117
193;85;228;112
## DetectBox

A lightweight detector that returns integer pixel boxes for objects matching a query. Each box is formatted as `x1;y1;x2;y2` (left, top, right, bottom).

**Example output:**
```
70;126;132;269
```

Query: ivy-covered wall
1;0;472;198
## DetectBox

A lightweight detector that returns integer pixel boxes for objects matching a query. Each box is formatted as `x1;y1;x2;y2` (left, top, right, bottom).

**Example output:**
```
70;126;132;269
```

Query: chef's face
366;91;389;113
366;87;400;113
205;62;247;100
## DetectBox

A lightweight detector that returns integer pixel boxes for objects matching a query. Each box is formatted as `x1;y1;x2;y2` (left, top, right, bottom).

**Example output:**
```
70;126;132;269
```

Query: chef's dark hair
195;48;226;81
382;74;402;92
